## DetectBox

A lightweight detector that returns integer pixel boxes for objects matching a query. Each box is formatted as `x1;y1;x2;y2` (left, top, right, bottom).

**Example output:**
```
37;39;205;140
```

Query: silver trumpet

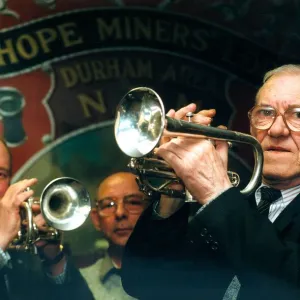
114;87;263;201
9;177;91;252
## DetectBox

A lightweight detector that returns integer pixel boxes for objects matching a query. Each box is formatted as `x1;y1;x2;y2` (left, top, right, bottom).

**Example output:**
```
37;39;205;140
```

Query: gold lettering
162;65;176;81
105;59;120;78
0;39;18;66
78;90;107;118
176;93;188;109
181;65;202;88
36;28;57;53
59;58;152;86
192;29;209;52
58;23;83;47
91;61;106;80
173;23;189;47
156;20;171;43
97;18;122;40
124;16;132;39
60;67;78;88
137;59;152;79
134;17;152;40
16;34;38;59
122;59;136;77
180;65;214;91
75;62;92;84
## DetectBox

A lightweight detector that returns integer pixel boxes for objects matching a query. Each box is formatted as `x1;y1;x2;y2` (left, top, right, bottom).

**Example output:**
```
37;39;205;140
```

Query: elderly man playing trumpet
121;64;300;300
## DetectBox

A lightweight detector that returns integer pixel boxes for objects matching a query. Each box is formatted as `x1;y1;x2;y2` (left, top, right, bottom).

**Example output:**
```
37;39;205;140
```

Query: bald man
80;172;151;300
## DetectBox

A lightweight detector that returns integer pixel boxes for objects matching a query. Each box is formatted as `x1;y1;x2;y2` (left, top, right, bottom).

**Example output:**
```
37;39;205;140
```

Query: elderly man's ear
90;208;102;231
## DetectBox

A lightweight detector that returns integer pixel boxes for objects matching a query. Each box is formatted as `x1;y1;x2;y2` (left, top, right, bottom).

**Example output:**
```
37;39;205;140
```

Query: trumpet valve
185;112;194;123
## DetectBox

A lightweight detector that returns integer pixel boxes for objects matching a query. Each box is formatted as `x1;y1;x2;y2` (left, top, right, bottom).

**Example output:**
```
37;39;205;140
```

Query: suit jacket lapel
273;193;300;233
247;193;257;209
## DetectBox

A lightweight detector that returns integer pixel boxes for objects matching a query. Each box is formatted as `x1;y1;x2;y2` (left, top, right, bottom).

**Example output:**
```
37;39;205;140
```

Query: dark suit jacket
0;251;94;300
121;187;300;300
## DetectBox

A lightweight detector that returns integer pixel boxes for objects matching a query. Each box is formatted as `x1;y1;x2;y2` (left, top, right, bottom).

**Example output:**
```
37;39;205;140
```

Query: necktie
101;267;121;284
257;186;282;216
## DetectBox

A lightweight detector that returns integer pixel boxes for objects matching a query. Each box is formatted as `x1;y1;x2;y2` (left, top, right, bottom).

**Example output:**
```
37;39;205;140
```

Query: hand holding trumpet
0;178;37;251
156;125;232;204
155;103;221;215
154;104;230;209
0;177;66;275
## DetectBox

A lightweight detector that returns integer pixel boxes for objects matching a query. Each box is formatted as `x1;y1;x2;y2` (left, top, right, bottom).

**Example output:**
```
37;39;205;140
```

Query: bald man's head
98;172;138;198
91;172;150;247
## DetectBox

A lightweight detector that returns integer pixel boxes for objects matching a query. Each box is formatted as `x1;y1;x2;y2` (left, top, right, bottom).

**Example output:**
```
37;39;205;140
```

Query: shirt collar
99;252;120;282
255;183;300;203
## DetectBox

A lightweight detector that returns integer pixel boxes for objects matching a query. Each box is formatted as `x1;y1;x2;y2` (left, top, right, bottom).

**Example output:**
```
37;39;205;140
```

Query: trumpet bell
115;87;165;157
41;177;91;231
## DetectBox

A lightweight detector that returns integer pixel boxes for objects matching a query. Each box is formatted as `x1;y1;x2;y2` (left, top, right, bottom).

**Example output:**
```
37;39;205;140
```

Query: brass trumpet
114;87;263;200
9;177;91;252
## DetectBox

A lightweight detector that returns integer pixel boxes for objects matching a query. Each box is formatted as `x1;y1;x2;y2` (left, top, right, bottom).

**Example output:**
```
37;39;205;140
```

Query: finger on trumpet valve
185;112;194;123
206;139;232;148
207;139;216;147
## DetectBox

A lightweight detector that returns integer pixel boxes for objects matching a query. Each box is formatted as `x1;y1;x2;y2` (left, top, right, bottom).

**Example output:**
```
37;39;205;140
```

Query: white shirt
255;184;300;222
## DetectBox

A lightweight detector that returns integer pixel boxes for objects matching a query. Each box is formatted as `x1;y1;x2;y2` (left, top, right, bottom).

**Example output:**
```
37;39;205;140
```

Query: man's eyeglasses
95;194;150;217
248;105;300;132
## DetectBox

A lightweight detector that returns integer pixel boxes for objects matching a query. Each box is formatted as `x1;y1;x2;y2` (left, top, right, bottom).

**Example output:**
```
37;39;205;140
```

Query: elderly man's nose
268;115;290;137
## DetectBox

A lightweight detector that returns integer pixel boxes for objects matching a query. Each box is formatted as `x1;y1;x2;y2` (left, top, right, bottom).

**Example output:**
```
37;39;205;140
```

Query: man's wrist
196;184;232;206
0;234;12;251
0;247;11;270
196;186;234;215
37;241;65;265
45;257;68;284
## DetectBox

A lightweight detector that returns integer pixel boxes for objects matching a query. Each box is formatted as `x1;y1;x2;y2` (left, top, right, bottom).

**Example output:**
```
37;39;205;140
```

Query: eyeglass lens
249;106;300;131
97;195;148;216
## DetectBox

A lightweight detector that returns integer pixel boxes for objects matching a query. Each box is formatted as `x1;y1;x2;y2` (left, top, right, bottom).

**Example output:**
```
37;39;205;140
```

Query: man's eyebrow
97;194;145;202
258;103;273;107
124;193;145;198
96;197;115;202
125;194;152;201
